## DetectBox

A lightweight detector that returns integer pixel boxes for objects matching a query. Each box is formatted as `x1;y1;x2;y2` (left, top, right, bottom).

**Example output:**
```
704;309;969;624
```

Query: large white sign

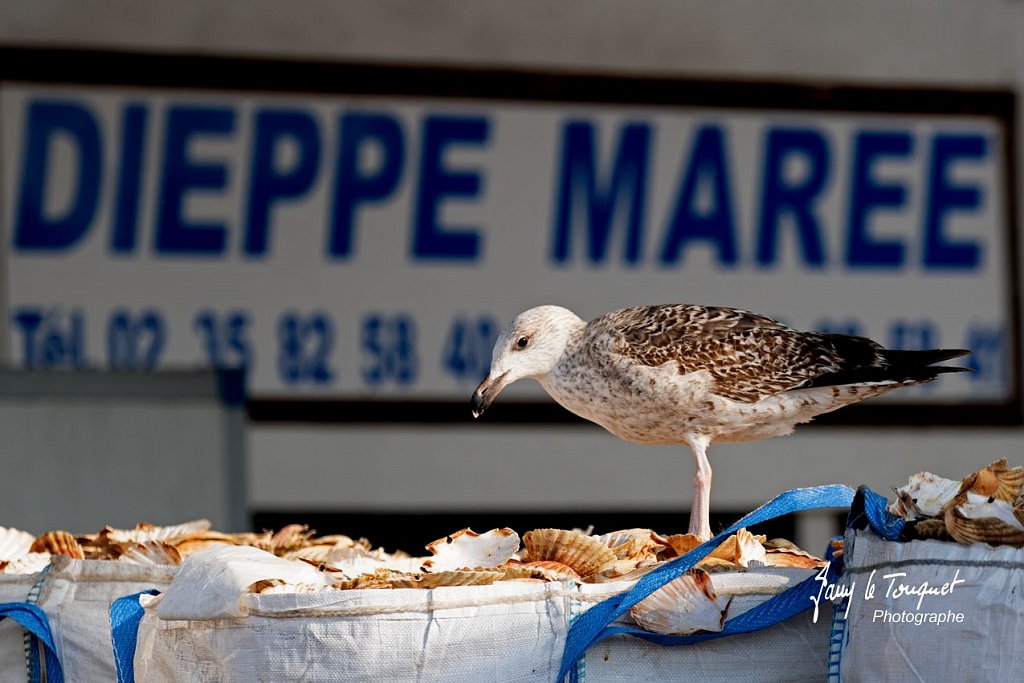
1;74;1016;416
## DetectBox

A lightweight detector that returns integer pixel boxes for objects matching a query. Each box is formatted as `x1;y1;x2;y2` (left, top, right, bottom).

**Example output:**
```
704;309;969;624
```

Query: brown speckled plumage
597;305;886;403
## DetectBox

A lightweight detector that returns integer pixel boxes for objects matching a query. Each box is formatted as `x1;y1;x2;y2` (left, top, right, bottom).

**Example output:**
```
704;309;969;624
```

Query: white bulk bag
117;486;854;683
1;557;176;683
836;527;1024;682
124;555;829;683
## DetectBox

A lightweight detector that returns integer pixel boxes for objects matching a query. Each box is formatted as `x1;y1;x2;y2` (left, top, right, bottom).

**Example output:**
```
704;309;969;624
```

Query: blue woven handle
846;485;905;539
0;602;64;683
558;484;856;681
110;590;161;683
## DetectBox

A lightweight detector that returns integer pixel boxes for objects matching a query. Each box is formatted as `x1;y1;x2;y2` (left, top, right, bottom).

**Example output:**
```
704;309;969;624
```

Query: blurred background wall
2;0;1023;552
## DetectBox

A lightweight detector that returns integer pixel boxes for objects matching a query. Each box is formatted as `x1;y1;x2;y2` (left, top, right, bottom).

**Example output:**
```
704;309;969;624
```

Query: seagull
470;304;969;540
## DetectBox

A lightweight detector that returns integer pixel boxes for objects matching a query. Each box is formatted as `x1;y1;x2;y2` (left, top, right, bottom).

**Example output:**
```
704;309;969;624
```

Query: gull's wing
592;305;886;403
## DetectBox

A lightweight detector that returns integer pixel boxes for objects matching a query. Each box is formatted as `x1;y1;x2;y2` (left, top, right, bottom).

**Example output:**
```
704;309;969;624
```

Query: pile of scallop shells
1;520;826;636
0;521;370;574
250;526;826;635
887;458;1024;546
256;527;825;589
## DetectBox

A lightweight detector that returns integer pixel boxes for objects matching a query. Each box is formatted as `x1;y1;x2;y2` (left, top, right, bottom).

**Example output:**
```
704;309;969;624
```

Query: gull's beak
471;371;510;418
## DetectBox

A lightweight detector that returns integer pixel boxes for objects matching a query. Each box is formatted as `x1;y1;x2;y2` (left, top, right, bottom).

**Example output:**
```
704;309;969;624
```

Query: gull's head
471;305;584;418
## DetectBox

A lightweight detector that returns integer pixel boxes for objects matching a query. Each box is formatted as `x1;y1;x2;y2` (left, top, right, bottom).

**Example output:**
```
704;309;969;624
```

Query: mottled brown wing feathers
601;305;860;403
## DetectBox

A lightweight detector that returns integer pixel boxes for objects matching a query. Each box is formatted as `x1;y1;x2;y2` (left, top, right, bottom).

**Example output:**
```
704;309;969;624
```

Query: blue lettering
924;134;985;269
660;125;737;266
111;104;148;253
846;131;911;267
106;309;165;370
756;128;829;267
12;308;85;369
412;116;488;261
14;100;102;251
12;310;44;366
277;311;335;385
552;121;649;265
155;106;234;255
245;109;321;256
964;324;1004;384
328;113;404;258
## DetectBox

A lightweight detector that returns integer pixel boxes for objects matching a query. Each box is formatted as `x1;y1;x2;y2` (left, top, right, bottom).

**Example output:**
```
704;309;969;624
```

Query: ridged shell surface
629;568;732;635
522;529;617;578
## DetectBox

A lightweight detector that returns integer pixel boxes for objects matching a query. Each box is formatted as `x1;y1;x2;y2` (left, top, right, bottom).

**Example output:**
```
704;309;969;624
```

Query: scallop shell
1014;491;1024;527
79;532;122;560
708;529;767;567
325;546;425;576
304;534;364;550
228;531;273;548
962;459;1024;502
905;518;952;542
522;529;617;578
390;569;503;589
940;490;998;516
695;557;738;573
265;524;315;555
889;490;923;520
521;560;581;582
334;569;398;590
596;529;659;562
761;547;827;569
945;500;1024;546
296;558;346;577
629;568;732;635
174;537;238;558
285;544;341;563
249;580;335;595
117;541;182;566
107;519;211;545
0;526;35;561
888;472;961;519
492;563;539;581
587;560;658;583
246;578;287;593
583;558;645;582
488;561;578;582
0;552;51;574
654;533;703;559
957;497;1024;527
763;538;798;551
422;528;520;572
30;531;84;560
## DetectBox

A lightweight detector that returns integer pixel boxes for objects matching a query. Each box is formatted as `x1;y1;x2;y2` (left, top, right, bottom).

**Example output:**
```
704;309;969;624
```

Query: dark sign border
2;47;1020;426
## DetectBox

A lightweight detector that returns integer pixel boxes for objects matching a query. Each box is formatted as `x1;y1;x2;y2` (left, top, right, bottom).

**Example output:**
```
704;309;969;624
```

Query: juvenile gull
471;304;969;540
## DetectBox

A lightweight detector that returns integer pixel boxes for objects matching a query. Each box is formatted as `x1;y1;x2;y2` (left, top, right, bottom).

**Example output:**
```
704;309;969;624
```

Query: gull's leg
686;436;713;540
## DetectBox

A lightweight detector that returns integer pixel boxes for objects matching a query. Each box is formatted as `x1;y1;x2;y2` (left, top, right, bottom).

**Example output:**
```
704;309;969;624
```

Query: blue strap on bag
0;602;64;683
846;485;905;540
110;590;161;683
558;484;856;682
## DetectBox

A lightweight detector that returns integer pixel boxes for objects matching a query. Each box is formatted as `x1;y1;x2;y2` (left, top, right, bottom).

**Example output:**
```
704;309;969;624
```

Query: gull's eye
515;336;530;350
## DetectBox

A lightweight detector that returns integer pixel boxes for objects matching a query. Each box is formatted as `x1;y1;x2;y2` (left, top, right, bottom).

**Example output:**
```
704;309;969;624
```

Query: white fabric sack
132;546;830;682
837;529;1024;682
0;557;176;683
